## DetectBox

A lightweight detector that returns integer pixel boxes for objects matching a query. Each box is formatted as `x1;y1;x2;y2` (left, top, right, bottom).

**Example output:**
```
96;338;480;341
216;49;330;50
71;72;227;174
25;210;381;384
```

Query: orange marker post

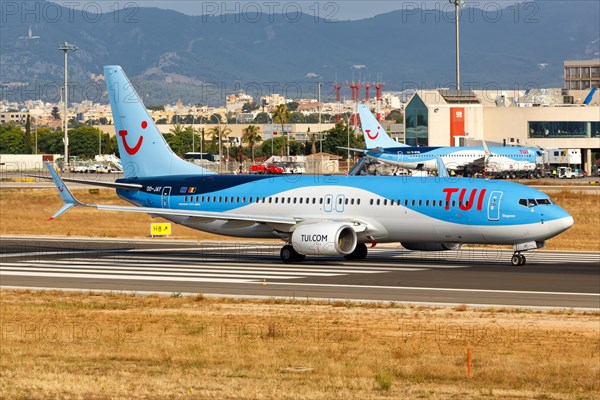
467;347;472;378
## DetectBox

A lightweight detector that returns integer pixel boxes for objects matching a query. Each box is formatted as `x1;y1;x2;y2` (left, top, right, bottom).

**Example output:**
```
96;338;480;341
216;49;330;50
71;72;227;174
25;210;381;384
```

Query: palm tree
169;123;187;136
209;125;232;161
242;125;261;162
273;104;290;157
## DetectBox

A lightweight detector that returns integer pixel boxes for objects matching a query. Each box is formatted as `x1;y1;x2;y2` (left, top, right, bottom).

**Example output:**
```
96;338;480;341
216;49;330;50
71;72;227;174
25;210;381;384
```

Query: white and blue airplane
356;104;542;176
44;66;573;266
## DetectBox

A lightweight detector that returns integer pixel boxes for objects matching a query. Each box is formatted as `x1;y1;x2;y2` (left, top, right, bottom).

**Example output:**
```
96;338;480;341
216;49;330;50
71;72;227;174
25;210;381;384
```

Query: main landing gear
279;243;369;263
280;245;305;263
511;252;527;266
344;243;368;260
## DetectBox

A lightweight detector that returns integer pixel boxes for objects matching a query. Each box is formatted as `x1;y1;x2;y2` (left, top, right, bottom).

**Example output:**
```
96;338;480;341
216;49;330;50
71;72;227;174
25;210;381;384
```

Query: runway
1;237;599;309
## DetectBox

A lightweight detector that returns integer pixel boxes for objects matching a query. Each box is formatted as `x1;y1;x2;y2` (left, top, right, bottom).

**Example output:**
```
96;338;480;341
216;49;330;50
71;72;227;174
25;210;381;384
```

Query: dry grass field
1;290;599;400
1;187;598;250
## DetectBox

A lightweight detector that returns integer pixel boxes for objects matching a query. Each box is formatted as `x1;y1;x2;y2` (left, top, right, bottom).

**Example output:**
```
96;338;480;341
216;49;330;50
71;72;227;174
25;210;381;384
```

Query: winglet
435;156;450;178
44;162;83;219
482;140;491;165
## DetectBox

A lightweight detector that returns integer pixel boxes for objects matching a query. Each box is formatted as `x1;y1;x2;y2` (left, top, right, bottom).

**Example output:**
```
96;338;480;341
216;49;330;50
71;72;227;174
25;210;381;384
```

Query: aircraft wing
469;156;487;169
43;163;369;233
43;162;297;225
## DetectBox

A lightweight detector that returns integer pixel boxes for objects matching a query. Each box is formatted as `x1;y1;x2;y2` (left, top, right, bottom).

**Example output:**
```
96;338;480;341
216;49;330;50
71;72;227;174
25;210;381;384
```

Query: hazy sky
51;1;528;21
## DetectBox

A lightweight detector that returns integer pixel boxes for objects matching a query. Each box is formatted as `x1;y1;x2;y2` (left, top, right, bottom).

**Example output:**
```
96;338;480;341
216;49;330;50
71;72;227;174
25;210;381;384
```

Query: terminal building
564;59;600;90
403;87;600;173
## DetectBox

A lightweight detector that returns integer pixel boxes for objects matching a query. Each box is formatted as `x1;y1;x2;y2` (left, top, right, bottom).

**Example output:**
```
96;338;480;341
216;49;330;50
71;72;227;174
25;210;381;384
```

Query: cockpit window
519;199;538;207
536;198;552;205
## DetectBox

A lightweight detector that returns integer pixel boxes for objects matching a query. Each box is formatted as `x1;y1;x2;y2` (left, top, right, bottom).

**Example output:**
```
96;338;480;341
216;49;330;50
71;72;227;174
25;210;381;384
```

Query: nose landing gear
511;252;526;266
511;241;544;266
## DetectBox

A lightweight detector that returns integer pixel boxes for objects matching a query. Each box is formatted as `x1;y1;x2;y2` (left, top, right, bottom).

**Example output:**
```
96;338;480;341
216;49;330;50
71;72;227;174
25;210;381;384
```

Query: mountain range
1;0;598;105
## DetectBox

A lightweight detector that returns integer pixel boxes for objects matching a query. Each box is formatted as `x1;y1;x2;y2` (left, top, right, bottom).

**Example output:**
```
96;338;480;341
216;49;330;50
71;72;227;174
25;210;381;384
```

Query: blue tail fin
104;66;215;178
358;104;407;149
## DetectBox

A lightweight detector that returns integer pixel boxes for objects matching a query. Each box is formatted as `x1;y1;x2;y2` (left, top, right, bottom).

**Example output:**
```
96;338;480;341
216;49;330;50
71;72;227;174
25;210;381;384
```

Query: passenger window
326;197;331;205
411;200;415;206
299;198;303;204
357;199;361;205
370;199;374;205
425;200;429;206
452;201;456;207
404;200;408;206
376;199;381;205
218;196;222;202
351;199;354;205
319;198;323;205
383;199;387;206
418;200;422;206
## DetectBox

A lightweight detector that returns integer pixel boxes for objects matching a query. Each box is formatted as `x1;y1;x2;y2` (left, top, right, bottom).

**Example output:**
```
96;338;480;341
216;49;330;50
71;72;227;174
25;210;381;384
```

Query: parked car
249;164;284;174
557;167;583;179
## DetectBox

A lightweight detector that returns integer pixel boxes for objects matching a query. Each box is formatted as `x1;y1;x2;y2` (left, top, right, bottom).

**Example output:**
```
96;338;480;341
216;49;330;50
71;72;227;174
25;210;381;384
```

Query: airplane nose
548;215;574;237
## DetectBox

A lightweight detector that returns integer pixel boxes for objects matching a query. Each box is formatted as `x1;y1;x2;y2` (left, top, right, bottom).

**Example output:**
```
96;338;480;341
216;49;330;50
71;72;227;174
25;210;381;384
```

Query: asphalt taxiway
1;237;599;309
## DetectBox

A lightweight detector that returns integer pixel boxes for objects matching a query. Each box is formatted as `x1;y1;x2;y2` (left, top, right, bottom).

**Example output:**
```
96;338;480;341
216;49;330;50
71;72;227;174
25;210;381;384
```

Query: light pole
191;110;196;153
449;0;464;90
32;116;38;155
58;42;77;169
211;114;222;172
318;82;322;153
347;114;354;172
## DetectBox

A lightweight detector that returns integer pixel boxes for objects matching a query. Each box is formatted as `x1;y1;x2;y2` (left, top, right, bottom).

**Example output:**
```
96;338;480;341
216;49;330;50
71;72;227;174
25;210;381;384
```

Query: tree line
163;121;365;161
0;119;116;158
1;115;365;161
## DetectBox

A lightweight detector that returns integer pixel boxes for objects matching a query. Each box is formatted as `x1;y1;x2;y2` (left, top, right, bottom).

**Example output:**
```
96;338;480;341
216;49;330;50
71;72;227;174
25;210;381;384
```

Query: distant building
0;111;28;124
564;60;600;90
404;88;600;172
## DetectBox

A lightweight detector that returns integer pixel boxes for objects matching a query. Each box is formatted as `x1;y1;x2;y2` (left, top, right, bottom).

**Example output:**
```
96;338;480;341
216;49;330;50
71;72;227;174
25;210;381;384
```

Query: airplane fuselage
116;174;572;244
367;146;538;172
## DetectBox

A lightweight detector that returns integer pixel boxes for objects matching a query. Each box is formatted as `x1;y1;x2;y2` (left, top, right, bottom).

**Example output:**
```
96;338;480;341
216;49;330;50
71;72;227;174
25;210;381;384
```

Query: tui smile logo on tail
119;121;146;155
365;126;380;140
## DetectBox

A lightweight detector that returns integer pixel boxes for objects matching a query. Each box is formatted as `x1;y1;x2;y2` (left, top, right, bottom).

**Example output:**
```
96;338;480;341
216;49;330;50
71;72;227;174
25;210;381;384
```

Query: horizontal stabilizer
337;146;367;153
29;175;143;190
44;162;84;219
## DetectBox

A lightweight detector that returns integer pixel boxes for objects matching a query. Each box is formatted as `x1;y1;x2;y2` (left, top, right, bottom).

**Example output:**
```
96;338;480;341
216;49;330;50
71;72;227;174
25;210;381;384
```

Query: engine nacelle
401;242;462;251
292;222;357;256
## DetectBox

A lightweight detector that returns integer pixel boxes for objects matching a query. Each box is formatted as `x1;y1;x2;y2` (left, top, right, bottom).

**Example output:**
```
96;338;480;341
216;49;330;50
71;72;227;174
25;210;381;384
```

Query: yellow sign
151;223;171;237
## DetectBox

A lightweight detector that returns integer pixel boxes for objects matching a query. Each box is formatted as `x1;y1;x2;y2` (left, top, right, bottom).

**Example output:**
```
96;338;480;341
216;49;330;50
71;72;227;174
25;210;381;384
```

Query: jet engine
401;242;462;251
292;222;357;256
